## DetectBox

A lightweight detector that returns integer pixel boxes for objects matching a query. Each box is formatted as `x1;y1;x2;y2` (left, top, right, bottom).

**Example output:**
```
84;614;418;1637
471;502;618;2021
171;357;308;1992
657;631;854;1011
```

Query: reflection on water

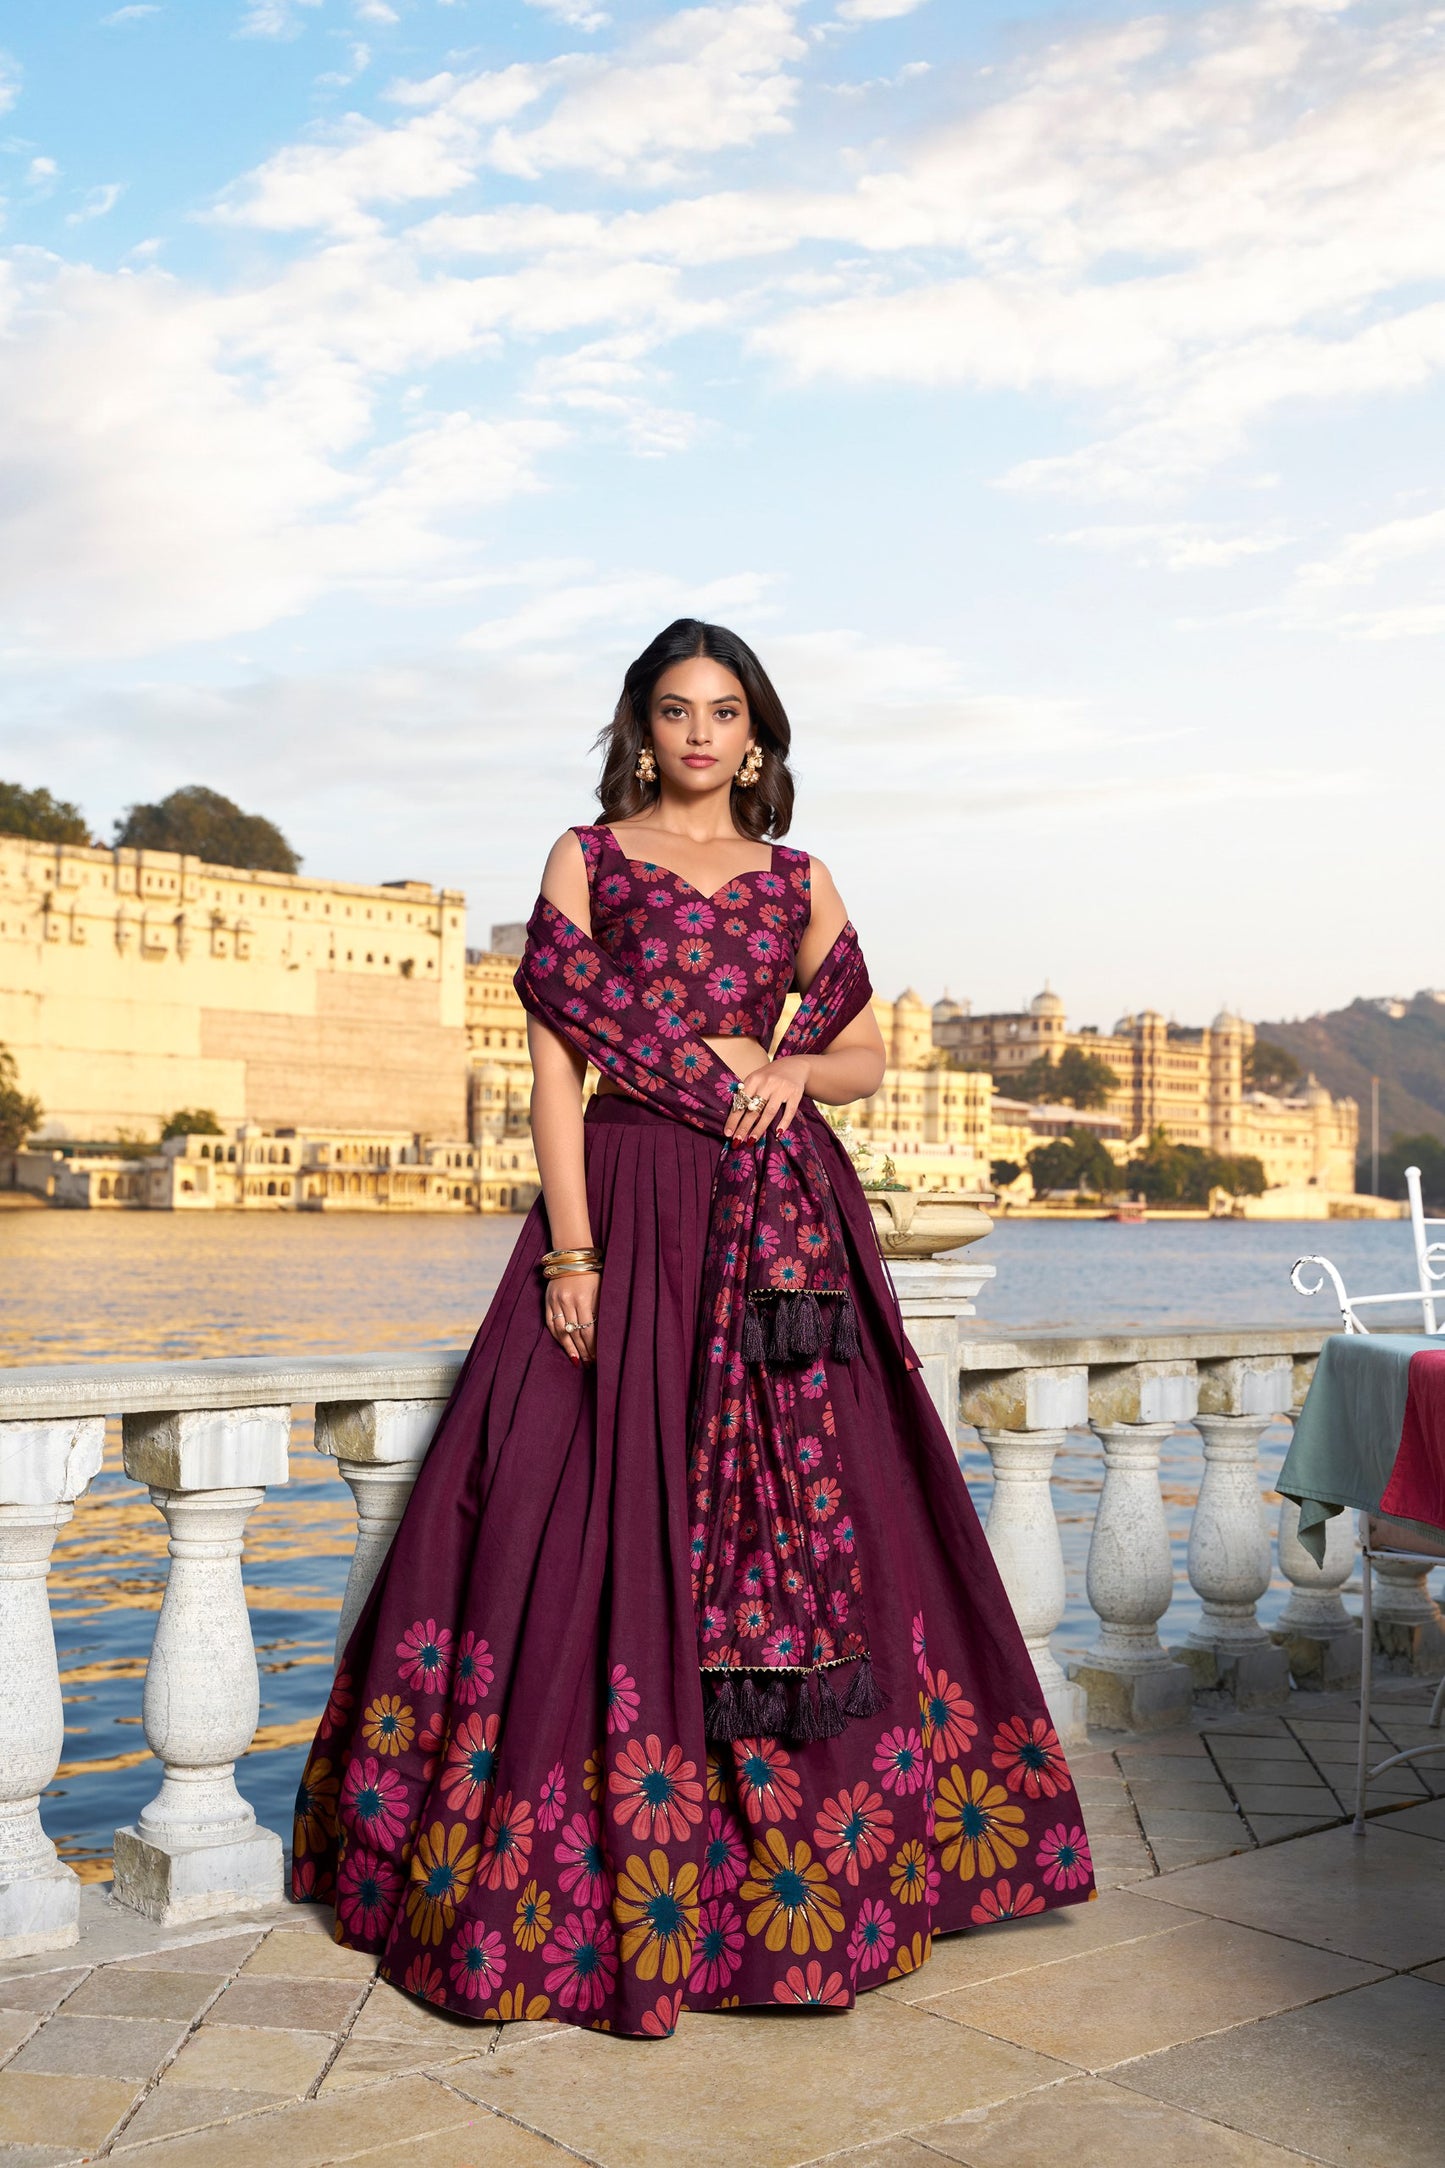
4;1207;1436;1878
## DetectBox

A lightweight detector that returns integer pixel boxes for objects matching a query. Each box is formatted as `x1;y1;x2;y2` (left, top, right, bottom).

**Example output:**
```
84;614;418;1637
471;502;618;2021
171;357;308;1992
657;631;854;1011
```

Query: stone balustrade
3;1272;1444;1964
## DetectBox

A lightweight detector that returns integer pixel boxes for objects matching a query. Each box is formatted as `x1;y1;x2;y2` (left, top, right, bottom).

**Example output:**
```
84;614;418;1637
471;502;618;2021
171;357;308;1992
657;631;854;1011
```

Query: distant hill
1256;992;1445;1147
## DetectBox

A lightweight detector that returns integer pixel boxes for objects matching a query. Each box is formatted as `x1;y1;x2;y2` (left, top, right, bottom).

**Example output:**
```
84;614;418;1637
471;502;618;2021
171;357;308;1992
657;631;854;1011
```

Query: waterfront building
15;1125;485;1211
0;836;469;1141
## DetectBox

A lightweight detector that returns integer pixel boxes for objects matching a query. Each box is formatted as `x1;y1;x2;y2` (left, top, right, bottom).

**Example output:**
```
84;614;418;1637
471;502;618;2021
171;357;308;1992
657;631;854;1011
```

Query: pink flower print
747;927;780;964
340;1755;409;1849
450;1920;507;2002
1036;1823;1092;1891
805;1476;841;1523
828;1588;850;1627
700;1805;748;1896
403;1952;446;2005
597;871;631;907
563;997;588;1022
707;962;749;1004
554;1809;612;1909
529;943;558;978
639;935;668;969
833;1515;857;1554
562;951;599;991
702;1604;727;1643
739;1549;776;1595
336;1847;401;1942
605;1663;640;1735
912;1613;928;1671
848;1898;896;1974
452;1631;493;1707
799;1362;828;1399
537;1761;568;1832
690;1523;708;1573
642;976;691;1038
628;1034;663;1067
762;1623;804;1666
795;1435;823;1473
601;975;633;1011
735;1598;772;1640
675;936;714;974
689;1898;744;1994
757;869;785;898
770;1257;807;1291
873;1725;927;1796
543;1908;618;2015
396;1619;452;1696
751;1223;781;1261
675;898;716;933
809;1626;837;1665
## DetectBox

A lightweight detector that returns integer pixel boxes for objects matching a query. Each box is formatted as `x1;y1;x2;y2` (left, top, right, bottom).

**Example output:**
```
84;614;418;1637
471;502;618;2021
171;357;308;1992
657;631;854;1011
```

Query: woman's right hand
546;1269;600;1365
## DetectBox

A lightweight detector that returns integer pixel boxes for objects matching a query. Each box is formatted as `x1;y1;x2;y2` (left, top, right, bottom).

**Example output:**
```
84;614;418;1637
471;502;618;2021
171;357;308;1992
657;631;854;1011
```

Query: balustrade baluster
112;1406;290;1923
1183;1357;1292;1708
0;1417;104;1958
315;1398;449;1657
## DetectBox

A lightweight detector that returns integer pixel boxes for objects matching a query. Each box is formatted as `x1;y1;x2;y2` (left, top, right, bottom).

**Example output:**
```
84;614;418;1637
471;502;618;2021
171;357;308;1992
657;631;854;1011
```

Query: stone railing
4;1257;1443;1965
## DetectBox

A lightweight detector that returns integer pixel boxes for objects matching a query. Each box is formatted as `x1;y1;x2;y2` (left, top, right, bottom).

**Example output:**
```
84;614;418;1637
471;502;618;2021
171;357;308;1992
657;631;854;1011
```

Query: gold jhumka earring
734;743;764;789
635;744;657;783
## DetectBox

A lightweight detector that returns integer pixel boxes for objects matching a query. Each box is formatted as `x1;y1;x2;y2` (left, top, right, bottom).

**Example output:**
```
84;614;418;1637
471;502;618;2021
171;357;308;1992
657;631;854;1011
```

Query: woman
292;619;1094;2036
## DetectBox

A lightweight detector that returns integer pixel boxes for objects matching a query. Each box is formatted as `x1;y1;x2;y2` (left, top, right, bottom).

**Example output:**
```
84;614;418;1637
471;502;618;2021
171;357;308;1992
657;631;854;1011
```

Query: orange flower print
992;1714;1069;1800
921;1667;978;1764
609;1735;704;1845
934;1765;1027;1882
734;1738;802;1826
970;1878;1047;1926
479;1790;534;1893
361;1695;414;1759
441;1711;499;1818
812;1783;894;1887
772;1960;849;2006
740;1829;844;1955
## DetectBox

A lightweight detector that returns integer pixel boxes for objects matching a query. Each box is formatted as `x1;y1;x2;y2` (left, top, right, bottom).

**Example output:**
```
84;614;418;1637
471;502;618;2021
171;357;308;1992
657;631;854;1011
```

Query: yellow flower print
362;1695;415;1758
405;1819;481;1947
933;1764;1026;1881
886;1929;933;1982
513;1878;552;1953
888;1839;929;1905
583;1747;606;1802
739;1828;844;1956
485;1984;551;2021
615;1849;700;1985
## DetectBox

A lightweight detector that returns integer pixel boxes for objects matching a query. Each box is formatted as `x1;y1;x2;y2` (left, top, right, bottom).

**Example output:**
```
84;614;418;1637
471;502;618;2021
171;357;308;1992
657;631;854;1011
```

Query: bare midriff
595;1035;771;1097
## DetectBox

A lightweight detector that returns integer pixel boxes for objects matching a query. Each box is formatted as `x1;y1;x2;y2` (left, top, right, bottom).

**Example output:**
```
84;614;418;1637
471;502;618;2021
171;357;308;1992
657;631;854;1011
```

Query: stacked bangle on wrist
542;1246;603;1280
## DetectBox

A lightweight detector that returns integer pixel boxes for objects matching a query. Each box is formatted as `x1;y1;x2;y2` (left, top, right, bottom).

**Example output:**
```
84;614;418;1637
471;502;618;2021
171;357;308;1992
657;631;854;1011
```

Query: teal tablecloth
1279;1334;1445;1564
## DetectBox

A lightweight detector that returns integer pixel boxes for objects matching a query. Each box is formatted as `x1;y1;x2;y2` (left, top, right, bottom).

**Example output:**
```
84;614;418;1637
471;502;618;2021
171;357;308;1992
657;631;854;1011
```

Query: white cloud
0;52;21;114
353;0;397;23
1056;522;1293;570
525;0;611;29
102;6;162;24
836;0;930;19
66;182;124;224
237;0;322;39
26;156;59;191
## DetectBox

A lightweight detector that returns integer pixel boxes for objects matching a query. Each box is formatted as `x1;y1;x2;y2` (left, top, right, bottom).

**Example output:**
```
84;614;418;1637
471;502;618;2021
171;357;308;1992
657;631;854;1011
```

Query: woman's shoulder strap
771;842;813;923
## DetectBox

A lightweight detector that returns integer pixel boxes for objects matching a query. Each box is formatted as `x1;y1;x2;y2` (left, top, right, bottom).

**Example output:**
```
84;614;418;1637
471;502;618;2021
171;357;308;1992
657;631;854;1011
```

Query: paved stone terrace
2;1684;1442;2168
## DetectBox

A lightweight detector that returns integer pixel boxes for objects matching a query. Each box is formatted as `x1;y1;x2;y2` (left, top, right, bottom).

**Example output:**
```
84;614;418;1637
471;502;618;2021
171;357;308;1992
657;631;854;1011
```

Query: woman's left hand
724;1055;813;1145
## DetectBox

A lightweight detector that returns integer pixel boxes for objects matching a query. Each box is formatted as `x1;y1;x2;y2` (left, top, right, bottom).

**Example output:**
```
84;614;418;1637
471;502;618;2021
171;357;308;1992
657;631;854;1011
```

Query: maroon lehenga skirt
291;1096;1094;2035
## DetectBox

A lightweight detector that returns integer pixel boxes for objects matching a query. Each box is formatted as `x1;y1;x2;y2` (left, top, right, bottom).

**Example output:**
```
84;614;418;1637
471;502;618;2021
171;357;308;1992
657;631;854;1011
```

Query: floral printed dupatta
515;896;886;1743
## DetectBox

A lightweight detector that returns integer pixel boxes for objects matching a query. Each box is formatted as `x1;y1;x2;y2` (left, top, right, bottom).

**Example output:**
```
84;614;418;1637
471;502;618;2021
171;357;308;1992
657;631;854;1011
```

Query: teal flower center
424;1863;455;1899
640;1769;674;1806
573;1938;600;1979
771;1867;807;1911
355;1786;381;1821
646;1893;682;1938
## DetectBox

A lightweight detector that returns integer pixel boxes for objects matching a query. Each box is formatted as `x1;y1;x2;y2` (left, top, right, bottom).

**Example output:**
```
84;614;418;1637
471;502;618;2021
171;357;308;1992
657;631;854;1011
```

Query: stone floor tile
881;1891;1183;2004
9;2013;188;2083
1208;1758;1324;1789
1087;1835;1157;1889
112;2085;285;2149
1132;1808;1250;1870
1227;1784;1340;1816
1203;1734;1308;1762
797;2143;938;2168
1413;1958;1445;1983
318;2037;483;2092
204;1975;369;2033
1134;1822;1445;1969
1125;1777;1234;1811
0;2014;35;2061
928;1914;1379;2072
909;2074;1322;2167
1114;1732;1210;1760
0;1974;88;2018
348;1981;485;2050
1245;1813;1345;1847
0;2070;139;2149
124;1934;264;1975
1115;1973;1445;2168
0;2144;83;2167
1195;1715;1293;1738
165;2022;335;2096
88;2074;486;2166
1111;1754;1211;1786
1380;1797;1445;1840
64;1967;225;2022
346;2118;581;2166
444;1997;1072;2168
240;1929;378;1982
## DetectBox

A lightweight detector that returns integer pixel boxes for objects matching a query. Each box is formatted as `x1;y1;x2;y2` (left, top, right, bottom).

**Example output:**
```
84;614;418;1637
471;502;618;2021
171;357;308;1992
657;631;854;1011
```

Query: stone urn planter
865;1188;993;1259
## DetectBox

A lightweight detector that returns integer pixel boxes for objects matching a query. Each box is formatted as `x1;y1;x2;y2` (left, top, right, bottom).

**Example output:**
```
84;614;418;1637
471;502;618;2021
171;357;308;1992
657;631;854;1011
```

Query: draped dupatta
515;895;886;1742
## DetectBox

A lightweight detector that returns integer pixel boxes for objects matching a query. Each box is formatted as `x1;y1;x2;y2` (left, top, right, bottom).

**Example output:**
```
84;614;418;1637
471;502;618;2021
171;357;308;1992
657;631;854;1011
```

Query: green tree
1247;1038;1301;1093
1127;1129;1266;1206
161;1107;223;1141
0;781;91;846
0;1045;43;1155
1027;1127;1120;1196
1366;1135;1445;1210
989;1158;1022;1188
115;786;300;874
1005;1045;1120;1109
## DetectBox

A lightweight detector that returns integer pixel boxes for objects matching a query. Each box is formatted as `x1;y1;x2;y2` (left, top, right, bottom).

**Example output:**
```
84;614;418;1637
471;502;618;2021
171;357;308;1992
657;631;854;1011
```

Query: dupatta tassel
786;1290;826;1357
829;1291;861;1361
735;1674;766;1734
740;1301;767;1364
704;1674;744;1741
758;1675;790;1733
795;1666;849;1741
765;1295;794;1362
842;1652;886;1719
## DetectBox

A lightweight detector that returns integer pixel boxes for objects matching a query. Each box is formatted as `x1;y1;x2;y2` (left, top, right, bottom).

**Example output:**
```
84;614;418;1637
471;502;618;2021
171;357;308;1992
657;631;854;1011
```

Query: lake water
3;1207;1435;1879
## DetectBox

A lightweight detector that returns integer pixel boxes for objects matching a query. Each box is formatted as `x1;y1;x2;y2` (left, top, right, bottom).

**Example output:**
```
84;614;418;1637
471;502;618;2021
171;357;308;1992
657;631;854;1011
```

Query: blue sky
1;0;1440;1025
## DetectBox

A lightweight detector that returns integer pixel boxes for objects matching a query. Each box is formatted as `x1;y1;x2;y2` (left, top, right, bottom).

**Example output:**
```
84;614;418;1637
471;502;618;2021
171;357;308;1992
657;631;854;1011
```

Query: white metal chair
1291;1166;1445;1830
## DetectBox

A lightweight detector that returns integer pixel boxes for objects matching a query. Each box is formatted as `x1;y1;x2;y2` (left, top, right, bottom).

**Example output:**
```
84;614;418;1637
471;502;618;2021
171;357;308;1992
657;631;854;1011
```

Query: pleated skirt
291;1095;1094;2036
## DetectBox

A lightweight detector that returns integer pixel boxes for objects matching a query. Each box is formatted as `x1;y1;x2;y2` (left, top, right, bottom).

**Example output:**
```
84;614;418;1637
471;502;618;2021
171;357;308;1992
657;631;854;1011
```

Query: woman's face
647;658;752;794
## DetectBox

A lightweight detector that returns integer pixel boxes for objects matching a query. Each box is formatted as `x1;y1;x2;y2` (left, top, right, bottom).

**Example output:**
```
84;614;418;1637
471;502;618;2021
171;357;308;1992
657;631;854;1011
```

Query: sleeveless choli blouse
573;824;813;1043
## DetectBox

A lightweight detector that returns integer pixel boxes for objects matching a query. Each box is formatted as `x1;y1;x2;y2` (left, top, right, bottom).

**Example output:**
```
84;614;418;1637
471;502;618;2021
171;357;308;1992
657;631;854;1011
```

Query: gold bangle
543;1262;602;1280
543;1247;601;1265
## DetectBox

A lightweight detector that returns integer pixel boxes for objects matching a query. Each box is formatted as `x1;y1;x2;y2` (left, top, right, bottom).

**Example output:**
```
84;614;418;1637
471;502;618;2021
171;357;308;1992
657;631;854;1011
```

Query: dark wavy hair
595;618;794;841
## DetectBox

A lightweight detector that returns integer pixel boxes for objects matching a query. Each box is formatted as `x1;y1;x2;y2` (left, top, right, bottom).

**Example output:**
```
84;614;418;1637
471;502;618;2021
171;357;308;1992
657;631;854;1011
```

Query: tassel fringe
740;1303;767;1364
743;1290;861;1368
704;1653;883;1746
842;1653;886;1719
